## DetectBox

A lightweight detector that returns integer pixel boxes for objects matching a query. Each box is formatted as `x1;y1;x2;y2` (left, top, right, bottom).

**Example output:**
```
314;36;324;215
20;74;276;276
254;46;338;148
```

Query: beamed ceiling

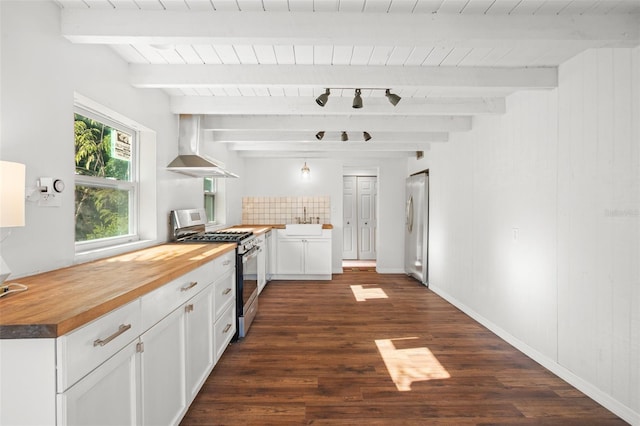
55;0;640;158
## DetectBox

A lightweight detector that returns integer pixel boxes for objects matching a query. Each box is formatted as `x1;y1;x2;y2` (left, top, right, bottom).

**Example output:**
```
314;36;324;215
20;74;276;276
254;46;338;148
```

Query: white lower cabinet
139;306;186;426
275;229;332;279
57;339;140;426
38;255;235;426
185;284;214;402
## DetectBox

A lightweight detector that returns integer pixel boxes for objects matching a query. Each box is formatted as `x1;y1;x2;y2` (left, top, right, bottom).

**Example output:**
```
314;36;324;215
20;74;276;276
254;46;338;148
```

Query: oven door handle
242;246;260;263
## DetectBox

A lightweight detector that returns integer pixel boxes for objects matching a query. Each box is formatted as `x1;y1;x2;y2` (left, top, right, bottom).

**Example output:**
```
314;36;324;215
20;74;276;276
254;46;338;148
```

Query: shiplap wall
557;48;640;417
414;47;639;423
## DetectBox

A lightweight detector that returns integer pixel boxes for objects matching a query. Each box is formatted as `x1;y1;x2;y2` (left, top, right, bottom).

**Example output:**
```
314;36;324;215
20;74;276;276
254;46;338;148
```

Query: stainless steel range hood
167;114;238;178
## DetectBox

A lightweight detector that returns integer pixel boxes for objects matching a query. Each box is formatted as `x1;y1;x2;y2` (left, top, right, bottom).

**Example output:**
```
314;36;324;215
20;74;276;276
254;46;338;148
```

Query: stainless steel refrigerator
404;171;429;286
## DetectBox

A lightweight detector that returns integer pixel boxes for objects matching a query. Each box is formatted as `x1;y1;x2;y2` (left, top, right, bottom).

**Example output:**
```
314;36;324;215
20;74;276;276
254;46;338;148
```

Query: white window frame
204;177;217;224
74;106;140;252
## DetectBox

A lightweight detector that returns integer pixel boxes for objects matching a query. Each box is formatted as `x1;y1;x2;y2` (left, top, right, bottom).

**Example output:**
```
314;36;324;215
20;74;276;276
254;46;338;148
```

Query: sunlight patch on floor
375;337;450;391
350;285;388;302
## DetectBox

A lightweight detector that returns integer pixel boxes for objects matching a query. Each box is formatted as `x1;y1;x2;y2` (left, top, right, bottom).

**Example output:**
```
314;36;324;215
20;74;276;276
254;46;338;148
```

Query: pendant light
352;89;363;109
301;161;310;180
363;131;372;141
315;131;325;140
341;132;348;141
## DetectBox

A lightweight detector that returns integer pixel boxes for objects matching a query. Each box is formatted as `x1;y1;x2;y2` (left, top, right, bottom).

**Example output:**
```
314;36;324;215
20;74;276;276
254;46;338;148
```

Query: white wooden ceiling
55;0;640;158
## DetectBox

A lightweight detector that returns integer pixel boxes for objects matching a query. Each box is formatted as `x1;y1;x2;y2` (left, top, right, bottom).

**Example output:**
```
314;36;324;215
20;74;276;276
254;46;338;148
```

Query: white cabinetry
213;268;236;362
140;305;186;426
57;339;140;426
2;250;237;426
265;230;275;281
56;299;142;426
185;285;214;401
275;229;332;280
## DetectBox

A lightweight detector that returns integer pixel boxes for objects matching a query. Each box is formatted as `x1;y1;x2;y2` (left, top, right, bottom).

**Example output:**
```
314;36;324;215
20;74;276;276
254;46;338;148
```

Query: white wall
0;1;207;276
412;47;639;423
242;157;406;273
556;48;639;419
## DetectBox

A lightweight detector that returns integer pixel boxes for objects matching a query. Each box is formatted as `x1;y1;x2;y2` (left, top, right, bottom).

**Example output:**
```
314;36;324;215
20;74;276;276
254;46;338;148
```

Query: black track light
315;131;325;140
352;89;363;109
341;132;348;142
363;132;372;141
315;89;330;107
385;89;401;106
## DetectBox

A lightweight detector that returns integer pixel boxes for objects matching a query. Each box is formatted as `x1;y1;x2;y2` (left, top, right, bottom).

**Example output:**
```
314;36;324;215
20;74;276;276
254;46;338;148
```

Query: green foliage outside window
74;114;133;242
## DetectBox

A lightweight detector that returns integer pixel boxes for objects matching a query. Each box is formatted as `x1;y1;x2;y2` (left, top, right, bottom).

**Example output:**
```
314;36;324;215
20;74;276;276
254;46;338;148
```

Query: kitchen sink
285;224;323;235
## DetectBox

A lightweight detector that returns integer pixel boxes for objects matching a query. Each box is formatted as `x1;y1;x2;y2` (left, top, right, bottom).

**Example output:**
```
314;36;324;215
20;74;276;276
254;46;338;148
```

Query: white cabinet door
140;306;186;426
276;238;304;274
57;340;139;426
257;242;267;293
304;239;332;275
185;285;214;401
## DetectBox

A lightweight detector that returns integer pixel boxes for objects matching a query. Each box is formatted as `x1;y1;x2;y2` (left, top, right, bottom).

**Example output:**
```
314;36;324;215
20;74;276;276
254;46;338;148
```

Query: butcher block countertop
0;243;236;339
233;224;333;233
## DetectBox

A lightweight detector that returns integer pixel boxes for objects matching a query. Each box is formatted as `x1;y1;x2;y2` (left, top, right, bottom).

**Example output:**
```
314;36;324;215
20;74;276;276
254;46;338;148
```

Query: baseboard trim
429;284;639;426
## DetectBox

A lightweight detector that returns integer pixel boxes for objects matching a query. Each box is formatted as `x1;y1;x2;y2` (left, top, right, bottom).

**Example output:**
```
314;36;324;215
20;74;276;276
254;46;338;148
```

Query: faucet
303;206;308;224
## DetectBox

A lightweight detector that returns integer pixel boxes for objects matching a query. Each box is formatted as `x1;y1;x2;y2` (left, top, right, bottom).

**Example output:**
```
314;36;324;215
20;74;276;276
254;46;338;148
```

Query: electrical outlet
38;193;62;207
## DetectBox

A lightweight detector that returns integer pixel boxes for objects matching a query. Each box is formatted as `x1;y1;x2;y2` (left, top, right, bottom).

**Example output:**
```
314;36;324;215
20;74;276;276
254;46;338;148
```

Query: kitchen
1;1;639;425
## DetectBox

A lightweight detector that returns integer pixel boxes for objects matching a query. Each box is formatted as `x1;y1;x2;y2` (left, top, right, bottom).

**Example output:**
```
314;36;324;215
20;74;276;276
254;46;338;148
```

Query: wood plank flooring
181;271;625;425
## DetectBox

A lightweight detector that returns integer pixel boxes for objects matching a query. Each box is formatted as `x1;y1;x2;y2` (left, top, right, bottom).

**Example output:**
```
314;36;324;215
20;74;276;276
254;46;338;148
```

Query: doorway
343;175;377;262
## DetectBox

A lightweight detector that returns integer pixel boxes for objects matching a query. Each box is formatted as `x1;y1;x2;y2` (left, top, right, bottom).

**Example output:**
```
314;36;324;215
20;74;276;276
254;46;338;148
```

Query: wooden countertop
0;243;236;339
234;224;333;232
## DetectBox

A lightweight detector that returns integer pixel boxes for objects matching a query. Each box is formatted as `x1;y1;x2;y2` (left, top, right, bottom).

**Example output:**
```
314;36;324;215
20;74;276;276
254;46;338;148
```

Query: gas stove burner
179;231;254;243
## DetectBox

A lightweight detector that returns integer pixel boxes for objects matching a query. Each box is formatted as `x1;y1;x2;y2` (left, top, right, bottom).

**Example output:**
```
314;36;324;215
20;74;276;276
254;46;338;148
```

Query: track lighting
385;89;401;106
352;89;363;109
363;132;372;141
315;89;330;107
315;131;325;140
315;87;400;108
341;132;348;142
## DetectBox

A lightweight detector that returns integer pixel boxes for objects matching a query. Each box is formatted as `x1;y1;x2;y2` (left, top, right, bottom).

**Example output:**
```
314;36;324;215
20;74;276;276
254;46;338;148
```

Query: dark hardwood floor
181;271;625;425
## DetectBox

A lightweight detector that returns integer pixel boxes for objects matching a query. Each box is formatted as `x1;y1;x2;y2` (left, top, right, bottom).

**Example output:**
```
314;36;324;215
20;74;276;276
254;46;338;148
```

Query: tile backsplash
242;196;331;225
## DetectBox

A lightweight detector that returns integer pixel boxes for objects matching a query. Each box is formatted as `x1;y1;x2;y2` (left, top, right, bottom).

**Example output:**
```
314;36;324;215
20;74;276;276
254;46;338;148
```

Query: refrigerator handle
406;195;414;232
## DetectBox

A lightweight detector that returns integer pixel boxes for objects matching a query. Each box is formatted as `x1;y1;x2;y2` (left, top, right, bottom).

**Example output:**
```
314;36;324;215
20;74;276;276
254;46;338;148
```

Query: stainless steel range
170;208;260;339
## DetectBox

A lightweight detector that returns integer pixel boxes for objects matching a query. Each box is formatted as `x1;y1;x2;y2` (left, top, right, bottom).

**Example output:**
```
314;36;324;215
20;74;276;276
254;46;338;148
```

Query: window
204;177;216;223
74;108;138;249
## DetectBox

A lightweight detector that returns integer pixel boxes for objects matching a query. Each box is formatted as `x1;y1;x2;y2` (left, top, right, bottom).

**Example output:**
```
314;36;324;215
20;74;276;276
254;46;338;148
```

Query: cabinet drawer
214;303;236;363
141;261;214;331
56;299;141;393
213;270;235;321
212;250;235;277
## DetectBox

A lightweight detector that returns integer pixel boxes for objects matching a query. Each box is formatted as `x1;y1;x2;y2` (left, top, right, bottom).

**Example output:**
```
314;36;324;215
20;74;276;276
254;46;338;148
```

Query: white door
342;176;357;259
185;285;214;401
276;239;304;274
357;176;377;260
140;307;187;426
304;239;332;275
58;340;140;426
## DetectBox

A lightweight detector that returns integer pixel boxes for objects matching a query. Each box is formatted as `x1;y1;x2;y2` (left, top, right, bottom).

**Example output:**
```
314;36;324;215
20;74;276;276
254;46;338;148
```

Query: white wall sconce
26;177;65;207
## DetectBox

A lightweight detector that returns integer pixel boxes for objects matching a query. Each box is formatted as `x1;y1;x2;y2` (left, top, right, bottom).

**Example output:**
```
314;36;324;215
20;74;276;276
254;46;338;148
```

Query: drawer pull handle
223;324;232;333
94;324;131;347
185;304;194;313
181;281;198;292
223;288;232;295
